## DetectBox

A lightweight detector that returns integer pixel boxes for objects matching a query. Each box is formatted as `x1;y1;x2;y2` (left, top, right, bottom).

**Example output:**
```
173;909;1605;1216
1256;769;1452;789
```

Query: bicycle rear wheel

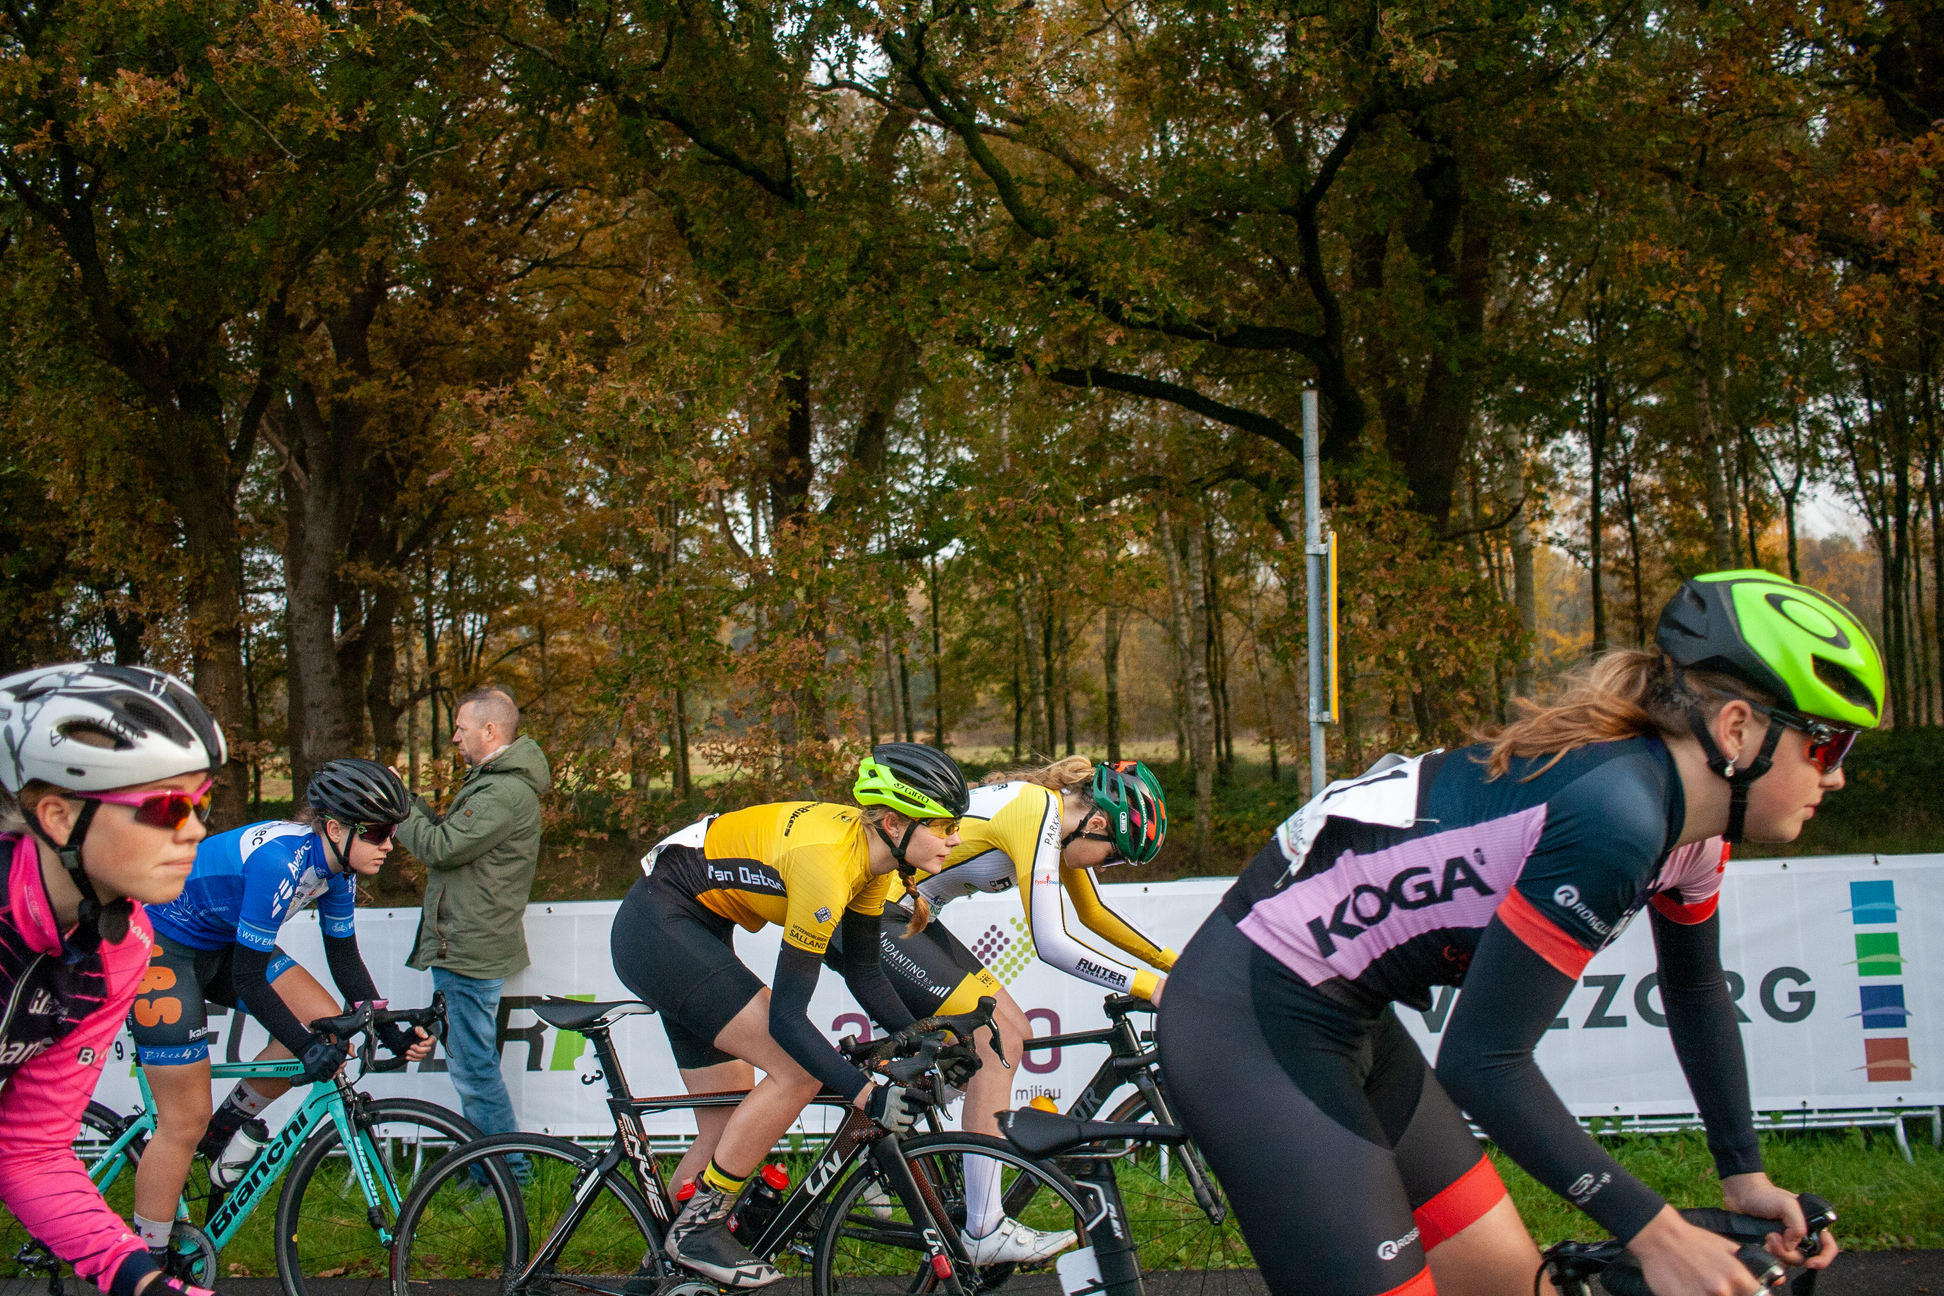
1096;1091;1257;1296
274;1097;495;1296
813;1133;1088;1296
390;1133;662;1296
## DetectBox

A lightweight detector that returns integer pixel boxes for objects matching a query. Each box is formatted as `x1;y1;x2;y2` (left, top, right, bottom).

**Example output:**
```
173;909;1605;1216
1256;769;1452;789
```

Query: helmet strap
1058;797;1100;852
27;799;129;951
873;819;920;867
1685;707;1785;845
322;821;354;875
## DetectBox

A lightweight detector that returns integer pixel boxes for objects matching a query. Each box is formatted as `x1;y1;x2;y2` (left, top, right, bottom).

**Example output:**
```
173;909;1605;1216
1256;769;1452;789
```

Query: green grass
1496;1125;1944;1251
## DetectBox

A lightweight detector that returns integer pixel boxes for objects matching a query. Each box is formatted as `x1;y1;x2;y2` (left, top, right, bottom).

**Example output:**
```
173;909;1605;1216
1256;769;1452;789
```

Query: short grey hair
457;688;520;738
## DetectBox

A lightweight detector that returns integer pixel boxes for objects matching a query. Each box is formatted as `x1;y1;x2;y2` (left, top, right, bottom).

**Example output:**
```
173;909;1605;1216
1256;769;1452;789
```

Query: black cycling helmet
307;759;411;828
853;743;968;868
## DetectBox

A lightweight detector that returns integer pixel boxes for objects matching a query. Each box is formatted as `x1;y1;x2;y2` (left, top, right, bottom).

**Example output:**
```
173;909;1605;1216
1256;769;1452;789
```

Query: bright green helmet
1088;760;1168;865
852;743;969;819
1655;569;1884;728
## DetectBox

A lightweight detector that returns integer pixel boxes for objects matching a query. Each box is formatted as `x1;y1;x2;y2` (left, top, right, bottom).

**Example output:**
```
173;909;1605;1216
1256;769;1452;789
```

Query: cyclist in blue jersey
128;760;431;1267
1158;572;1873;1296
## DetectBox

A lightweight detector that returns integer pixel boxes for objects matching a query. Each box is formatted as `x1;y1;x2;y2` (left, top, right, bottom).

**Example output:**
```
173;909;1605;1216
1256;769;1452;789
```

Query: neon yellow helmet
1656;569;1884;728
852;743;969;819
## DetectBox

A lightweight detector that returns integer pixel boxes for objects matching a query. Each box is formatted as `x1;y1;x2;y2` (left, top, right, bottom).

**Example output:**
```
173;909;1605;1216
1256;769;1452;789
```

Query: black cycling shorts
824;902;1001;1019
129;933;298;1066
611;869;765;1071
1156;912;1507;1296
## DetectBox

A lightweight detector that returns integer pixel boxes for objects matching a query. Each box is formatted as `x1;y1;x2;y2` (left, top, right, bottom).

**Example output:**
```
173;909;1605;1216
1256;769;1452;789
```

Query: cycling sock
701;1160;747;1197
224;1081;273;1117
200;1082;271;1153
133;1215;172;1250
962;1155;1003;1238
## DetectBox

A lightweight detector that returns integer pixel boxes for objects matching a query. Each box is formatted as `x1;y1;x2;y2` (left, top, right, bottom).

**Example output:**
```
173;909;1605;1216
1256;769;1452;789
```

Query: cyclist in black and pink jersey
0;664;226;1296
1158;572;1875;1296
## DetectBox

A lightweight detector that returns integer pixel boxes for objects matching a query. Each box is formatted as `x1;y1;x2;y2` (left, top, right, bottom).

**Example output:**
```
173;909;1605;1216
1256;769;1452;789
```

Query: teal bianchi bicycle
2;995;519;1296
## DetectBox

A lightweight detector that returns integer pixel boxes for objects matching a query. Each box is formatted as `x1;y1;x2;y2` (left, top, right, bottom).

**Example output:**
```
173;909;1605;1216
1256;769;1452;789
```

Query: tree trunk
928;555;945;749
1687;323;1737;569
277;388;359;796
1017;589;1047;757
1500;421;1537;694
1041;597;1058;756
1103;604;1123;763
1059;607;1076;756
366;580;402;760
673;686;693;799
1165;508;1217;869
1588;370;1608;654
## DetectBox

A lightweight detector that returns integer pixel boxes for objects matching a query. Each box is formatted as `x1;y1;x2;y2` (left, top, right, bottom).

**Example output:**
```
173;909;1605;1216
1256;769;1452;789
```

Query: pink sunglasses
77;779;217;830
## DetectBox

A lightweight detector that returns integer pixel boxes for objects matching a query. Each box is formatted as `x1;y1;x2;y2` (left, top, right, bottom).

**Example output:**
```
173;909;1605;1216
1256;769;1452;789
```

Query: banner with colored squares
1851;879;1912;1083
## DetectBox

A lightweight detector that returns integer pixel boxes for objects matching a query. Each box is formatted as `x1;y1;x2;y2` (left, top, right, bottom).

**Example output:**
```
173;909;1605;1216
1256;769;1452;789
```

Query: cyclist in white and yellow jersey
823;756;1170;1258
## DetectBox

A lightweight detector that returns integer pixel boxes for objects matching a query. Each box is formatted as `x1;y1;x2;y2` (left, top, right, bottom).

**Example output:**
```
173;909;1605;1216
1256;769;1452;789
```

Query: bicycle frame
89;1058;413;1251
1023;997;1223;1224
530;1017;973;1291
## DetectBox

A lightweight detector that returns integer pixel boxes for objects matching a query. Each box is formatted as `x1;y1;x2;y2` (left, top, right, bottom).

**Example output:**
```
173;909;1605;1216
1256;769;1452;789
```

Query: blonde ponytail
1478;650;1772;780
981;755;1094;795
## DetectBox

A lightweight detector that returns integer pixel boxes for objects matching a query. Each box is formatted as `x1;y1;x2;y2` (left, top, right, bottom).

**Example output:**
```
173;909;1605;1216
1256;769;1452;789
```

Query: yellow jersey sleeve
779;847;853;954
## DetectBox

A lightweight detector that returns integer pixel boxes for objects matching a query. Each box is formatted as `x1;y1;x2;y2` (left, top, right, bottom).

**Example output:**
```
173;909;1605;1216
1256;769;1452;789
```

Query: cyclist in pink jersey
0;663;227;1296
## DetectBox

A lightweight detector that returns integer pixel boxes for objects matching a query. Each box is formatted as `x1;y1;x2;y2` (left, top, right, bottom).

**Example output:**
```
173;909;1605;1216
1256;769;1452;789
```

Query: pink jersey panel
0;835;153;1293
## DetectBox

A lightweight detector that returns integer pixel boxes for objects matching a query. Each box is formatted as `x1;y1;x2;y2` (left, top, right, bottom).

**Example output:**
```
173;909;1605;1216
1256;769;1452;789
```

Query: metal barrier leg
1933;1106;1941;1149
1894;1115;1913;1163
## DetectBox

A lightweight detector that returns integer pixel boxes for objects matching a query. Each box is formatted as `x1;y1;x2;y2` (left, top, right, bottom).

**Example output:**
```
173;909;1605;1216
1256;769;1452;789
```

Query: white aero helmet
1;662;228;794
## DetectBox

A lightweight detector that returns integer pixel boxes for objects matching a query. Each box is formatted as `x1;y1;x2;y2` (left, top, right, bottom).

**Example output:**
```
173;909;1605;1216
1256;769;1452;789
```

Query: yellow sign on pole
1328;529;1339;723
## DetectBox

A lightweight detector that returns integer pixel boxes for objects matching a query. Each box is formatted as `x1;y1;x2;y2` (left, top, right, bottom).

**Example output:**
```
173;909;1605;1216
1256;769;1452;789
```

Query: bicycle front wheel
813;1133;1089;1296
391;1133;663;1296
275;1097;492;1296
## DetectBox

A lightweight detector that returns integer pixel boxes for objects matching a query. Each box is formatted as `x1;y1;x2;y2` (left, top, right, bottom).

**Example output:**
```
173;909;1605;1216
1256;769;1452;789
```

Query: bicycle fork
1062;1161;1143;1296
867;1137;967;1296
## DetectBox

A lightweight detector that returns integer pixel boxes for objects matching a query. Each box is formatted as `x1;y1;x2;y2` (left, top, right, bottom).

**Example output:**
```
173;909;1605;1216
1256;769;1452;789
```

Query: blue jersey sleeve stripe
234;921;280;951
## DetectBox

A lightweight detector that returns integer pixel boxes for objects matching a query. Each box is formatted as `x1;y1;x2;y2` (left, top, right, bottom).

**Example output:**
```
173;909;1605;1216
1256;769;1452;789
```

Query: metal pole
1304;391;1327;796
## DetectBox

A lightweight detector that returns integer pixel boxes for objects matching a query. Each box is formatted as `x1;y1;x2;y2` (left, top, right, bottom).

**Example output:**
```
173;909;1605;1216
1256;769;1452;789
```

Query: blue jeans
431;968;529;1182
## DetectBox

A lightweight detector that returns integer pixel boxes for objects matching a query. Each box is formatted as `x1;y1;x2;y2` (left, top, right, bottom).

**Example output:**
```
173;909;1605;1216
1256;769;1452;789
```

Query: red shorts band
1377;1267;1437;1296
1413;1155;1508;1252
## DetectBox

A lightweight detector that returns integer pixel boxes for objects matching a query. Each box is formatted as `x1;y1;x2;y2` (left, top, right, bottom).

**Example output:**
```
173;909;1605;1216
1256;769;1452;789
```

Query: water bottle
727;1165;790;1240
210;1119;270;1189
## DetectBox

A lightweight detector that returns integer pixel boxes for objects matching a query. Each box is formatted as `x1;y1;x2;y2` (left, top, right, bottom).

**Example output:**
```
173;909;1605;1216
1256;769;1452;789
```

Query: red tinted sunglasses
1752;704;1859;773
80;779;216;830
352;823;398;846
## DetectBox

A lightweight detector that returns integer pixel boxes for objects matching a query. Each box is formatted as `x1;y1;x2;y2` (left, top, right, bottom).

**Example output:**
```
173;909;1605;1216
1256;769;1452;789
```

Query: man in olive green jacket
399;688;550;1145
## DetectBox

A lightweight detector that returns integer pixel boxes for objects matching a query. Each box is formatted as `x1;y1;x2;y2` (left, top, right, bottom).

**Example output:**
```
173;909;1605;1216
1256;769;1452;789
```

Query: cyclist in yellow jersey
824;755;1170;1254
609;744;970;1289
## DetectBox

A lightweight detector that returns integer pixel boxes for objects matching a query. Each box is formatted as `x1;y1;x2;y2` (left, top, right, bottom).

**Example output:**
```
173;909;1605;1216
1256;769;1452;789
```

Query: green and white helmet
1655;569;1884;728
1089;760;1168;865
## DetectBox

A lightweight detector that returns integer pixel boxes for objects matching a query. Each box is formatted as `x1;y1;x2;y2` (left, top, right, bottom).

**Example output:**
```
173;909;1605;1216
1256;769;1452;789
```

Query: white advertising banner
89;855;1936;1139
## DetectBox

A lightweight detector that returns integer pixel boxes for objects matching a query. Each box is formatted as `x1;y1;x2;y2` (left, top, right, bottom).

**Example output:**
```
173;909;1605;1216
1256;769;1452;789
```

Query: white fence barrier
90;854;1937;1141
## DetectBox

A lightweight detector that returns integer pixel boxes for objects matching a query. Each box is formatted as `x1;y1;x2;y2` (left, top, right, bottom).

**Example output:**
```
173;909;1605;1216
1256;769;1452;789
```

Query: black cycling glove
299;1033;351;1084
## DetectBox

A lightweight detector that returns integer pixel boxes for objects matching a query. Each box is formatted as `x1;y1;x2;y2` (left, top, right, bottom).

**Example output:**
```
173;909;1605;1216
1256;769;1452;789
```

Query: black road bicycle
1540;1193;1837;1296
389;995;1091;1296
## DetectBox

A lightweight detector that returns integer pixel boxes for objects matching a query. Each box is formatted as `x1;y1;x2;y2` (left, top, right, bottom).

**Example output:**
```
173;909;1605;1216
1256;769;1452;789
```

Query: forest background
3;0;1942;901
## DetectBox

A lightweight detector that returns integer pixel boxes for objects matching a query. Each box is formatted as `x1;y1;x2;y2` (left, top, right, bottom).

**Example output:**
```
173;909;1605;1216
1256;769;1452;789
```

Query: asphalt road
6;1251;1939;1296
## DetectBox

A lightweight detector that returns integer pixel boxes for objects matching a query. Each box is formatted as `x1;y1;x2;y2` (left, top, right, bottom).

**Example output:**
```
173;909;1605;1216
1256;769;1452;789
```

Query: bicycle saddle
999;1106;1187;1158
531;998;653;1030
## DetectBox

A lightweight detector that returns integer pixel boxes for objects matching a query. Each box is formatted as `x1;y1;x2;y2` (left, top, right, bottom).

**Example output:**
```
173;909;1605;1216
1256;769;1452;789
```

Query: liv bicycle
390;995;1092;1296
